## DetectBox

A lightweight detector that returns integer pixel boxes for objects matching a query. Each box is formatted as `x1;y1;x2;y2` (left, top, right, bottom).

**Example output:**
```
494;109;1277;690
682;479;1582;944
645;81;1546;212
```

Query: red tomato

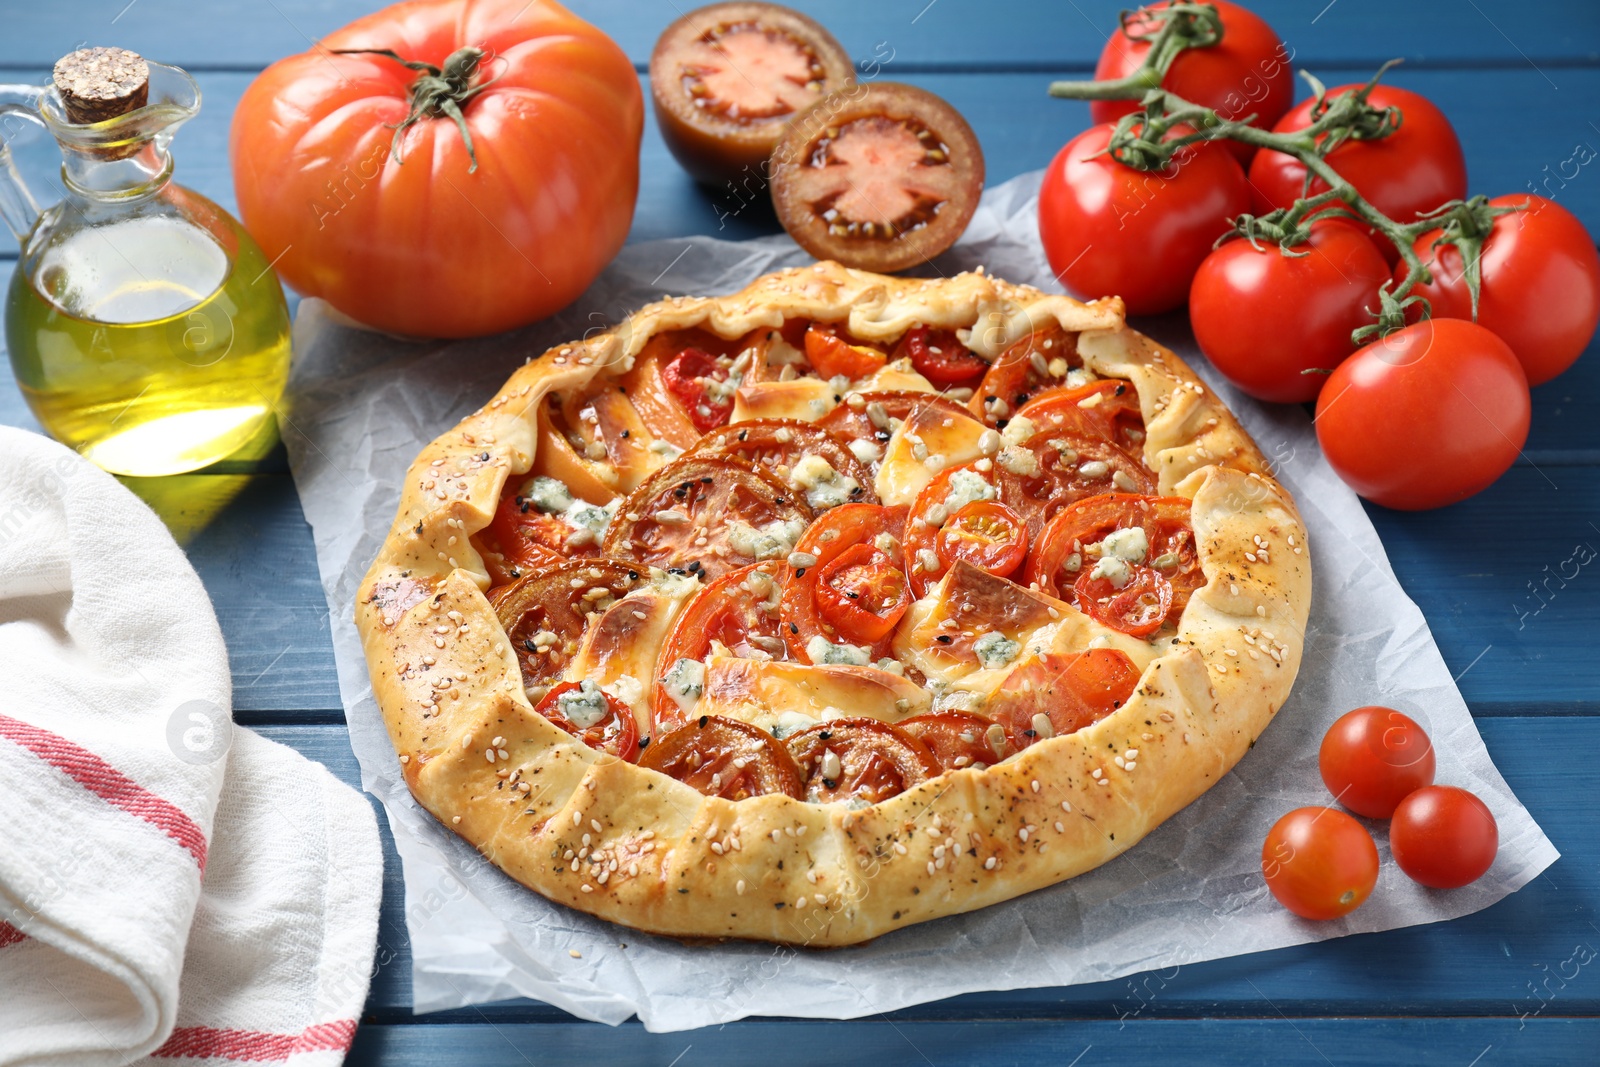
1389;786;1498;889
653;560;788;732
781;503;908;661
1314;319;1530;510
1318;706;1436;819
898;711;1001;772
231;0;642;338
894;326;987;387
987;649;1141;751
640;716;804;800
661;347;734;434
1039;124;1252;314
936;501;1028;580
1403;195;1600;386
805;325;888;380
1249;85;1466;261
785;719;939;804
1091;0;1294;164
813;542;911;645
1190;220;1391;402
1074;565;1174;638
1027;493;1202;623
535;681;639;762
1261;807;1379;920
478;479;595;586
1015;381;1144;448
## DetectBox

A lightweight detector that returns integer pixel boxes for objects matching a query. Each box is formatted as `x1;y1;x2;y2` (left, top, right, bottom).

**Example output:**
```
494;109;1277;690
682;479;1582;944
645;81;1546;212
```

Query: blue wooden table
4;2;1598;1063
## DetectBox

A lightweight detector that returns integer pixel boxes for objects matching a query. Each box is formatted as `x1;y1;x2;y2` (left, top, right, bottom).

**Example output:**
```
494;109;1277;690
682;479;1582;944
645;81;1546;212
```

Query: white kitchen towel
0;426;383;1067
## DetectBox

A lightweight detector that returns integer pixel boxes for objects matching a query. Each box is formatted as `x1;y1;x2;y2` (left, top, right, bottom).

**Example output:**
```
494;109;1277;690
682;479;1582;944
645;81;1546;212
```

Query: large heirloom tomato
230;0;643;338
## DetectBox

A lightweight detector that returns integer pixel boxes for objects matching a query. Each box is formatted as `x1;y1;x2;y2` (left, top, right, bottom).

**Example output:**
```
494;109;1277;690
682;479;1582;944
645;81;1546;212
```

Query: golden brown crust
356;262;1310;946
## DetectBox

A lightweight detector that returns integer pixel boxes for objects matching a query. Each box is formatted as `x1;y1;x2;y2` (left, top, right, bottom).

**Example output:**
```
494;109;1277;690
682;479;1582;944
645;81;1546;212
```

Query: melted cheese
564;579;698;733
873;403;991;506
732;364;937;425
687;656;932;735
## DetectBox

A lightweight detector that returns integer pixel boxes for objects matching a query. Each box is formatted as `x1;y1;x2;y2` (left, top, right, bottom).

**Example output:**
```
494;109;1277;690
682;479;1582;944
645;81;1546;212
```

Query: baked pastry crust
356;262;1310;946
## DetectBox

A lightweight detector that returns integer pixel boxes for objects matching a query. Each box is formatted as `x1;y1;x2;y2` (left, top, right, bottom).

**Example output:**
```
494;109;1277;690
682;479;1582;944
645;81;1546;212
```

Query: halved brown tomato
650;2;854;187
662;347;735;434
681;418;875;503
993;429;1155;541
817;390;974;473
780;503;908;661
988;648;1141;752
893;325;987;388
535;681;640;762
902;461;999;598
770;82;985;273
805;324;889;380
898;711;1001;772
653;560;788;731
1075;566;1174;638
785;718;940;804
492;559;641;691
936;500;1027;580
1015;380;1144;450
1026;493;1203;627
970;323;1080;423
603;454;811;580
641;715;805;800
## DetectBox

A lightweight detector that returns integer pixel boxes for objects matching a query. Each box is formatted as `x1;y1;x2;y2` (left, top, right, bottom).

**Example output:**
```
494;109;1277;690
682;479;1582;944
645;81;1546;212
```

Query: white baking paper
280;169;1559;1031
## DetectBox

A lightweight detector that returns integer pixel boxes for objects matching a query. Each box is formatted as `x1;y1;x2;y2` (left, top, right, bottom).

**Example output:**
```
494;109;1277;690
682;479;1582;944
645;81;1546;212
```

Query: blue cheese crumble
660;658;706;711
556;680;608;728
805;635;872;666
973;631;1021;670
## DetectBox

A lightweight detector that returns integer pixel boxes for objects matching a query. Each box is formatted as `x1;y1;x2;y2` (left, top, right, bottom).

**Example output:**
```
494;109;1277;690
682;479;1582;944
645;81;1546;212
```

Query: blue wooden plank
258;716;1599;1024
3;1;1595;71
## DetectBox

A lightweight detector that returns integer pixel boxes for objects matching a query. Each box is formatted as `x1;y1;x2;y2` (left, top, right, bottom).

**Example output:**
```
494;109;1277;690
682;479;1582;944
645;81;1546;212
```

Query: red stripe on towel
151;1020;359;1061
0;921;24;948
0;713;208;869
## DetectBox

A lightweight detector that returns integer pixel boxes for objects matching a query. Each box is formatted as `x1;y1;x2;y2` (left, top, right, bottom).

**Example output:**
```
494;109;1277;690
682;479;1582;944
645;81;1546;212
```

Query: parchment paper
280;170;1558;1031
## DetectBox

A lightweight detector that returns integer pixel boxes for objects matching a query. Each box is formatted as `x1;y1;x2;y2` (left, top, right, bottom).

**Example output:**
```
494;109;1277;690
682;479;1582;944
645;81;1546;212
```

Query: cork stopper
53;47;149;125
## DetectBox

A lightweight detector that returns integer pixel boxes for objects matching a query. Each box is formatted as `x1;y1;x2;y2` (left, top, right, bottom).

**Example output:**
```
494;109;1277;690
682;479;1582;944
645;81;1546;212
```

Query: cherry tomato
771;82;985;273
1039;123;1252;314
970;324;1079;420
814;542;911;645
936;501;1028;580
785;718;939;804
492;560;640;690
661;347;735;434
1318;706;1436;819
1261;807;1379;920
641;715;804;800
898;711;1001;772
988;649;1141;751
1403;194;1600;386
1314;319;1530;510
1074;565;1174;638
1027;493;1202;620
535;681;639;761
1389;786;1499;889
1091;0;1294;165
804;325;889;380
894;326;988;387
1249;85;1466;261
1190;220;1391;403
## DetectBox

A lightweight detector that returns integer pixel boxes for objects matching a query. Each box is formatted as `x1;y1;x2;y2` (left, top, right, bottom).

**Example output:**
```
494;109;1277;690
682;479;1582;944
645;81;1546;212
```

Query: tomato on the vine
1319;706;1435;819
1039;123;1252;314
1190;219;1391;403
1261;807;1379;920
1314;319;1530;510
1091;0;1293;165
1403;194;1600;386
1248;85;1466;261
1389;786;1498;889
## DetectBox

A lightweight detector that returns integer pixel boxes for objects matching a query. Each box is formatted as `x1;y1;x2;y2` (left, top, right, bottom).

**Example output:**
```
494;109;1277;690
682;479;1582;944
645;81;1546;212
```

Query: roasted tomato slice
770;82;985;273
936;500;1028;580
817;390;975;474
988;649;1141;752
535;680;640;762
681;418;876;506
641;714;805;800
650;2;854;186
1015;380;1144;450
893;325;987;388
786;718;940;804
970;323;1081;423
1026;493;1203;625
492;559;641;692
898;711;1002;772
476;476;603;586
780;503;908;661
902;461;1000;598
993;429;1155;541
653;560;788;732
661;346;735;434
603;454;811;580
1074;566;1173;638
804;323;890;380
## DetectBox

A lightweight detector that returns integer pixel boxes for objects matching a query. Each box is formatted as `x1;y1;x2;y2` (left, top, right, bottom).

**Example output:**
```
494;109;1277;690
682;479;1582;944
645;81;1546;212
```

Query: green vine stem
333;47;499;173
1046;3;1515;343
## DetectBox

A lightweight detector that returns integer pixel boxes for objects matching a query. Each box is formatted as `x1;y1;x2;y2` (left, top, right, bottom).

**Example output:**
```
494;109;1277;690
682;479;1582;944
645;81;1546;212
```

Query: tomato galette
357;262;1310;946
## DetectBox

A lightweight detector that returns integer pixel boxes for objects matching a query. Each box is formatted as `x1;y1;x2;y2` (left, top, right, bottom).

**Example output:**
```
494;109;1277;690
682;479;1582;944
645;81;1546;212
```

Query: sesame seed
1060;801;1072;813
580;884;593;893
591;819;603;832
1091;768;1104;780
1054;821;1065;833
795;896;808;909
452;816;461;824
1125;749;1138;760
984;857;997;870
484;749;496;763
1030;779;1041;793
927;861;937;875
572;811;582;826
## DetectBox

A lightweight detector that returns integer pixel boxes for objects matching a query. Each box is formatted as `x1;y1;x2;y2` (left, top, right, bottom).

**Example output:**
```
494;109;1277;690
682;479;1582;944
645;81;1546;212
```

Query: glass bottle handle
0;85;46;244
